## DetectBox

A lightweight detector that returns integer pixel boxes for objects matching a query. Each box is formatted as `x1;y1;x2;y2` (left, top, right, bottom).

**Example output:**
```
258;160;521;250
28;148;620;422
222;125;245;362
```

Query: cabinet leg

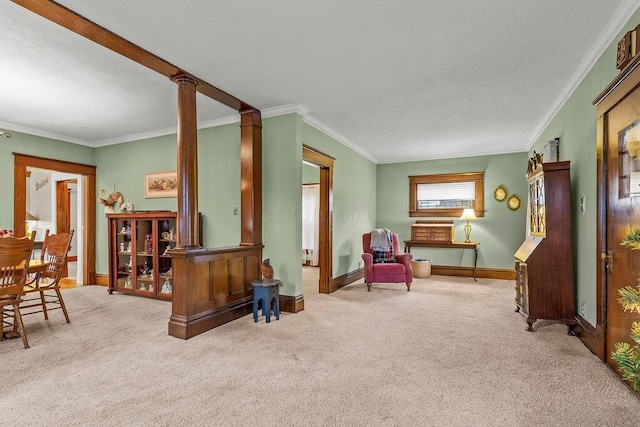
525;318;535;332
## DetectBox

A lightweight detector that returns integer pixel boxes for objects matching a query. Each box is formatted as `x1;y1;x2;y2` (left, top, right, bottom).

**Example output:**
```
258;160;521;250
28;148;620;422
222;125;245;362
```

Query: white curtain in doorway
302;184;320;266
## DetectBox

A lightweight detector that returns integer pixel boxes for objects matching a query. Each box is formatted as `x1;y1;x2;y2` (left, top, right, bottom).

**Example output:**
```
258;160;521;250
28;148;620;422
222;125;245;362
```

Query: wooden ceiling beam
12;0;254;112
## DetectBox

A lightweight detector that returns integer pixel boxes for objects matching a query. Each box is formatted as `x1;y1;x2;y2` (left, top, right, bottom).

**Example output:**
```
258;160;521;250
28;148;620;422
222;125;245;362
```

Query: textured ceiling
1;0;637;162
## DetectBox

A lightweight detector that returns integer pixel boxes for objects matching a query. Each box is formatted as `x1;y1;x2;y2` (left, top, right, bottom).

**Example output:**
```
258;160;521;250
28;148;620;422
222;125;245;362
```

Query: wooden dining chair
0;232;36;349
21;230;74;323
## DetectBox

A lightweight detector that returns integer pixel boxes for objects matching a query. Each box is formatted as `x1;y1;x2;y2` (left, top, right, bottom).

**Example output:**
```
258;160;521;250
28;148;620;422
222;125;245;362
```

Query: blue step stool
251;279;282;323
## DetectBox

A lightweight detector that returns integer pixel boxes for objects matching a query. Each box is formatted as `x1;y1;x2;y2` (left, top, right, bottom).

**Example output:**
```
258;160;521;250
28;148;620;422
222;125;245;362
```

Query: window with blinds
409;172;484;217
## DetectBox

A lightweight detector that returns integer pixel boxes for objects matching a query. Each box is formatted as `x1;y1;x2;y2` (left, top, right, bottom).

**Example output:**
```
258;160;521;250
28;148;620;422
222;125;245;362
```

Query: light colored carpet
2;273;639;426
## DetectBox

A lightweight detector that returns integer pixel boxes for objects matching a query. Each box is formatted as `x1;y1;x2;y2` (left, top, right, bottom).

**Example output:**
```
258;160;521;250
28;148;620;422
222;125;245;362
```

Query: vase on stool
261;259;273;280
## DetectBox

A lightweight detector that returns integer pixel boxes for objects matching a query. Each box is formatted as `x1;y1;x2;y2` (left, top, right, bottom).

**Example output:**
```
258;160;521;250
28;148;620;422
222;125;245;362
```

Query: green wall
94;128;243;274
530;8;640;325
262;114;302;296
93;113;376;297
302;120;378;277
0;130;95;230
376;152;528;269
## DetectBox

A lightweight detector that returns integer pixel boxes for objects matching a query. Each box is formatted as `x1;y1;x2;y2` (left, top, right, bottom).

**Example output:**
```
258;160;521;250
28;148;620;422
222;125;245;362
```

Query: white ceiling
1;0;638;163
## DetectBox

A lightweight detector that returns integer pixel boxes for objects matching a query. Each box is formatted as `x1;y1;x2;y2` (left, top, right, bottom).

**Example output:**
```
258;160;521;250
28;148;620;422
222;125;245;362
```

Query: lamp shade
26;211;39;221
459;208;477;221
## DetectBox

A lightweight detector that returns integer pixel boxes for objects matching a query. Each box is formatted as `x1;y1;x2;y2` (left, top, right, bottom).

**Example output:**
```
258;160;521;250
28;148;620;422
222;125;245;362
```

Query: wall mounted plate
494;185;508;202
507;194;521;211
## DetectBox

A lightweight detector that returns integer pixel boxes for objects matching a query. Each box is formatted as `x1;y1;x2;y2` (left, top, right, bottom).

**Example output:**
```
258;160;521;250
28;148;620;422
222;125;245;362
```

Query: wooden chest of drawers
411;221;454;242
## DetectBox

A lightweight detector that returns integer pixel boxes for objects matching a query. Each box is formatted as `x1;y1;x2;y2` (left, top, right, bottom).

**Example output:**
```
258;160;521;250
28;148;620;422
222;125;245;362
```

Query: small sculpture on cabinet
120;198;134;213
97;188;123;214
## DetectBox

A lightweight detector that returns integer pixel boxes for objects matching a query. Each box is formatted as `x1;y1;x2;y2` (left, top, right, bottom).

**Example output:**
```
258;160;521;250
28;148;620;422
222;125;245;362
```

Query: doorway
14;153;96;285
54;175;80;280
302;164;320;295
302;145;334;294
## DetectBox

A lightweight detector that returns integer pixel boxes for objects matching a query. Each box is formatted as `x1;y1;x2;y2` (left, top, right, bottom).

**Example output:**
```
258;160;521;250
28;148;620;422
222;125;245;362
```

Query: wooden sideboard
404;240;480;281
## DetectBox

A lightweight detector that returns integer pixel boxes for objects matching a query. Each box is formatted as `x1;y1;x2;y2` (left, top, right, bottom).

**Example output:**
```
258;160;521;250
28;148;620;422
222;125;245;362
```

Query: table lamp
459;208;477;243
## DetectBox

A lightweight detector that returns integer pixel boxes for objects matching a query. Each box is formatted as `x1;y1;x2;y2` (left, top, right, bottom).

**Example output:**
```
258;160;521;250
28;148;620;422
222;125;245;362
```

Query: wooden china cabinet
514;161;576;332
107;212;178;300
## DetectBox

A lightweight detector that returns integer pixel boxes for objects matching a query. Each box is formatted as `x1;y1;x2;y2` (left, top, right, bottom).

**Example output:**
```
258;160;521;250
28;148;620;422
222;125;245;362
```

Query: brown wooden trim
173;75;200;249
430;265;515;280
280;294;305;313
594;52;640;114
595;114;608;354
14;163;27;238
67;255;77;262
169;297;253;340
83;174;96;285
303;145;334;294
13;153;96;285
575;315;606;361
302;145;336;162
55;180;69;234
95;274;109;287
409;172;485;218
13;152;96;175
240;109;263;246
408;172;485;181
329;268;364;292
11;0;254;112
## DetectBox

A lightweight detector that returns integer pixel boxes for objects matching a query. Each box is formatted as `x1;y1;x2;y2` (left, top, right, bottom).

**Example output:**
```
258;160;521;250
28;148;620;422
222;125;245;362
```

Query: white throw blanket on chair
370;228;392;252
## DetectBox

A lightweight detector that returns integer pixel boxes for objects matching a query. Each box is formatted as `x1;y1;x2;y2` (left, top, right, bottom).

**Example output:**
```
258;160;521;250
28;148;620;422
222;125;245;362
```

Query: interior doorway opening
14;153;96;286
302;145;334;294
26;169;82;282
302;162;320;294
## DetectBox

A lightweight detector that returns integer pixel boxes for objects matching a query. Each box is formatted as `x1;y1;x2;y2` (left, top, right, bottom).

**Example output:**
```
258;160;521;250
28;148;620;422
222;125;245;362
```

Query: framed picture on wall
144;171;178;198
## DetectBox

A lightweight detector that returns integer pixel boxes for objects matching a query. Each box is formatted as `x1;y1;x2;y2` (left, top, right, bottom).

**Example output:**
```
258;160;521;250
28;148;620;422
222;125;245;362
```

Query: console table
403;240;480;281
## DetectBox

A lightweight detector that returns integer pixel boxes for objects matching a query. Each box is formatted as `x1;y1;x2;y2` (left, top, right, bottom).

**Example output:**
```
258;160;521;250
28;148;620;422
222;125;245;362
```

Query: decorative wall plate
507;194;522;211
494;185;508;202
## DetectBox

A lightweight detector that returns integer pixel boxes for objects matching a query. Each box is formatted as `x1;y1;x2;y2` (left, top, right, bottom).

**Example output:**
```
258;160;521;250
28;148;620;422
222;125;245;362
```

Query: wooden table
404;240;480;281
2;260;49;340
16;259;50;279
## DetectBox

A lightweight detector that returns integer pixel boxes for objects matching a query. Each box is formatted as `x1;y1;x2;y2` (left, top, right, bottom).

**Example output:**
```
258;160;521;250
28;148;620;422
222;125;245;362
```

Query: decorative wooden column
172;74;200;249
240;109;263;246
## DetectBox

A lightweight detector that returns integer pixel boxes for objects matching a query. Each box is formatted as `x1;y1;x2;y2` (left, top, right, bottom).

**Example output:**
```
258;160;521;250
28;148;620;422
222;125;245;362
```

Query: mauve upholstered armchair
361;232;413;292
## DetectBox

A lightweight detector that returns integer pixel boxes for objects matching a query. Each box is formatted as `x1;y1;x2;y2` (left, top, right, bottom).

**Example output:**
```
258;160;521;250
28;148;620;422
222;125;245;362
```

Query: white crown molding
300;113;379;164
377;146;528;164
0;120;92;147
527;0;640;150
93;104;315;147
6;101;377;164
263;103;310;118
196;115;240;130
92;125;178;147
92;102;381;165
